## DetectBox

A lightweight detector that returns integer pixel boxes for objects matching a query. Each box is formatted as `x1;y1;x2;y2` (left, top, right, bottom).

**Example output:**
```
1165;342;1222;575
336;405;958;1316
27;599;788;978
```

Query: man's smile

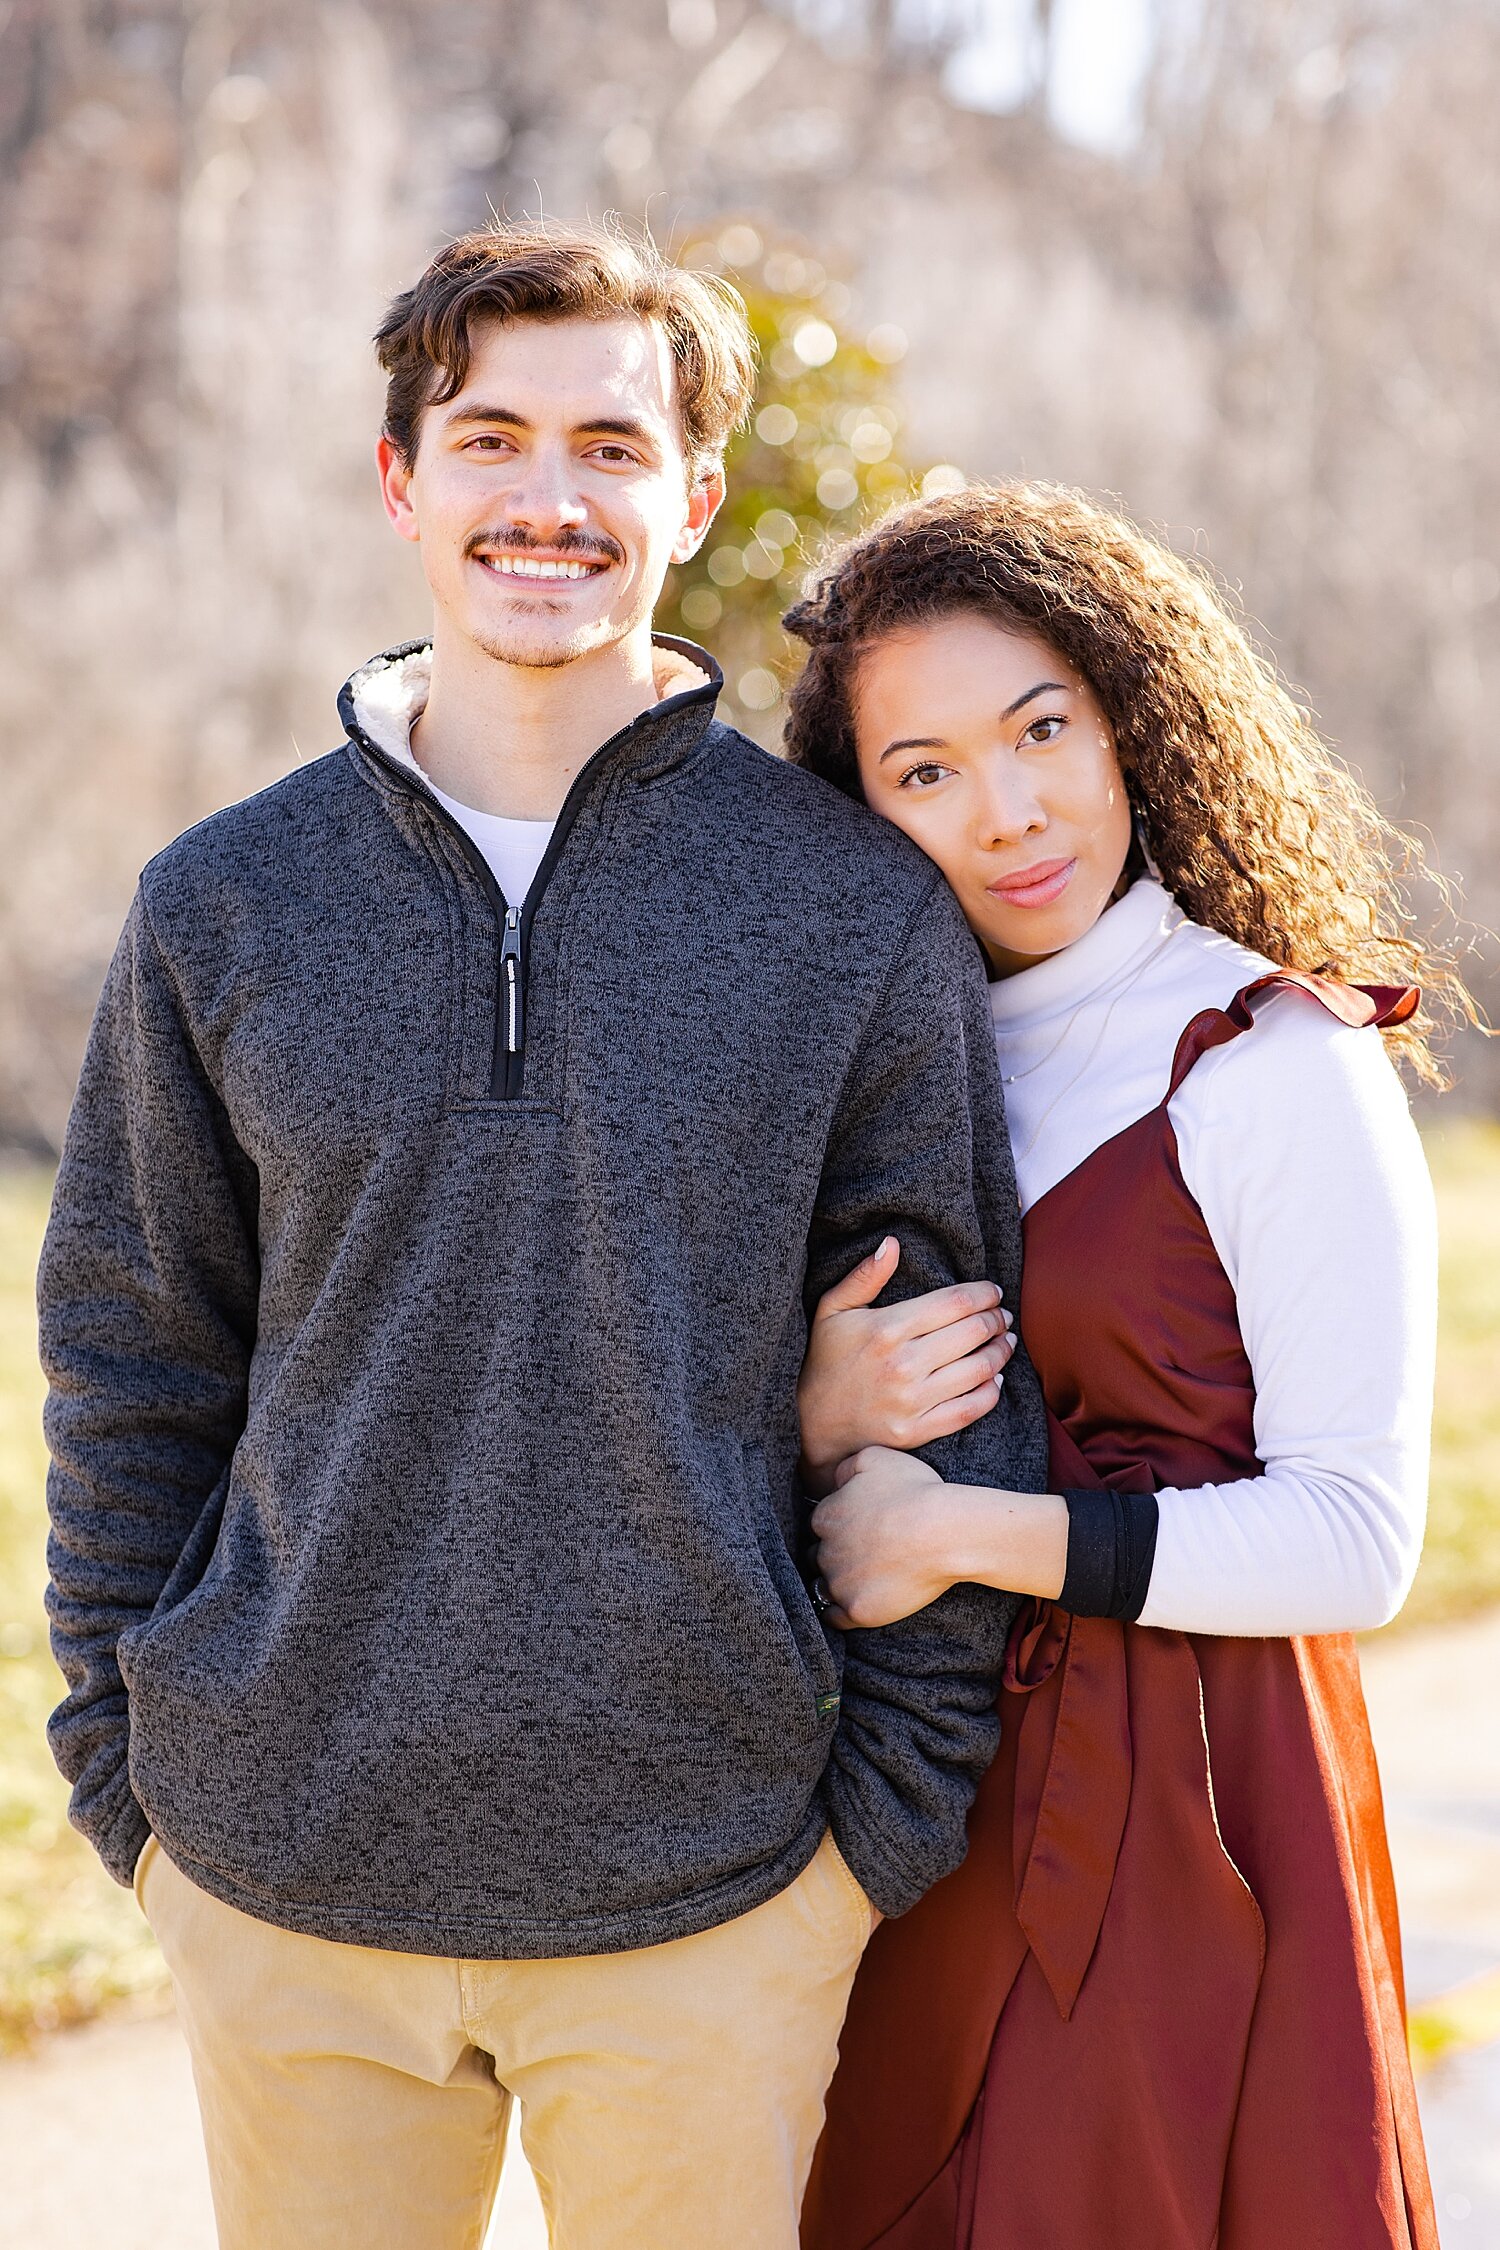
472;549;611;584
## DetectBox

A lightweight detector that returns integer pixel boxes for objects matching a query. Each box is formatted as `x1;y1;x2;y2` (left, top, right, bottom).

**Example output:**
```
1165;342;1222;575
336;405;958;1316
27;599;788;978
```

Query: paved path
1360;1606;1500;2244
0;2006;548;2248
3;1605;1498;2248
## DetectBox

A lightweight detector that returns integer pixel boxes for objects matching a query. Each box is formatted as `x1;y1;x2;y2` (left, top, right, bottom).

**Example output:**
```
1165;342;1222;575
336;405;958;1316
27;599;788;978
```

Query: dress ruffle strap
1167;974;1419;1098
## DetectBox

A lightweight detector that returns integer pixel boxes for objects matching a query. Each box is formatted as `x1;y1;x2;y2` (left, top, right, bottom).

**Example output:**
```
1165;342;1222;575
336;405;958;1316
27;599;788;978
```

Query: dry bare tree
0;0;1494;1147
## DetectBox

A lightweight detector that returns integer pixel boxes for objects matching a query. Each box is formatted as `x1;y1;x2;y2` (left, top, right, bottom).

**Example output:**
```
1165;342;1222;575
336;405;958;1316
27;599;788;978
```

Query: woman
783;483;1474;2250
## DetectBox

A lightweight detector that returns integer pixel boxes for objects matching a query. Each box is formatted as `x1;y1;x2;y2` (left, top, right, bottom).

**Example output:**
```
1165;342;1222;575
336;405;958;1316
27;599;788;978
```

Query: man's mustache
464;527;624;565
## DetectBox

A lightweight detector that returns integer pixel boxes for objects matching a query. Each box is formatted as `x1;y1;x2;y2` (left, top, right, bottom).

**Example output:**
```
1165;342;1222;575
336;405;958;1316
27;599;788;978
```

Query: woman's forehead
854;614;1079;724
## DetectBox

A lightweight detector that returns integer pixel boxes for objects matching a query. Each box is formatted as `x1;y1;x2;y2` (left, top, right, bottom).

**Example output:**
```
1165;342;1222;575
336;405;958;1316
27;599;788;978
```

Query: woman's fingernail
1002;1310;1014;1330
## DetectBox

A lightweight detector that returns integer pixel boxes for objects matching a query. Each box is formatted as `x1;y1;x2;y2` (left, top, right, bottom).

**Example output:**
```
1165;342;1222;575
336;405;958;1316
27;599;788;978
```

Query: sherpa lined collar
339;636;724;789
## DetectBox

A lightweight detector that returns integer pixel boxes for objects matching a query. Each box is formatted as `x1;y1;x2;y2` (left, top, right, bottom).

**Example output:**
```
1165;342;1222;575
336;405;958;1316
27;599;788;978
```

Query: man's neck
411;620;662;819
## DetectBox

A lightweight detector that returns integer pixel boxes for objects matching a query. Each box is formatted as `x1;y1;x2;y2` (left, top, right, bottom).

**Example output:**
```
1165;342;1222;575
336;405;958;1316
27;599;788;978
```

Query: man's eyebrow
441;402;534;429
574;415;659;446
1002;680;1069;719
439;403;660;448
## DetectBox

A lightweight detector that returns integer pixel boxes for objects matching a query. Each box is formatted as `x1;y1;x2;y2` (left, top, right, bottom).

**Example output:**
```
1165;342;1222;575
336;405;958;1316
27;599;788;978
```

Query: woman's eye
899;762;950;789
1024;714;1066;745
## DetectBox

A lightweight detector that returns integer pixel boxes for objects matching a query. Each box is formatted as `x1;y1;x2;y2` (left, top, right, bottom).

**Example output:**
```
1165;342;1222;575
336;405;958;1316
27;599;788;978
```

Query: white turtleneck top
989;878;1437;1636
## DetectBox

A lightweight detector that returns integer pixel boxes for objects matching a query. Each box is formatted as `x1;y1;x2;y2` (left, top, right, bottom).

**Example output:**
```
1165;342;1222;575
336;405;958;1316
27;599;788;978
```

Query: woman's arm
811;1449;1066;1630
812;993;1437;1641
1141;989;1437;1636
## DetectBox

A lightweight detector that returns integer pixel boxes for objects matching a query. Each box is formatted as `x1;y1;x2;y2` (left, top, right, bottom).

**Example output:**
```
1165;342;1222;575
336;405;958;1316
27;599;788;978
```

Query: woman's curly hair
783;480;1481;1087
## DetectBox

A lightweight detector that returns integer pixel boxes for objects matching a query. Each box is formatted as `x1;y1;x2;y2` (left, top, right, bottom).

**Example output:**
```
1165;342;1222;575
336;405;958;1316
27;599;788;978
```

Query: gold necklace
999;1011;1085;1085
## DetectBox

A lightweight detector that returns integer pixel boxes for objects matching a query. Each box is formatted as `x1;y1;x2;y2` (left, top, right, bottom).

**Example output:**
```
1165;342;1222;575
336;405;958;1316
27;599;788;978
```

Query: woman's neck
987;878;1181;1027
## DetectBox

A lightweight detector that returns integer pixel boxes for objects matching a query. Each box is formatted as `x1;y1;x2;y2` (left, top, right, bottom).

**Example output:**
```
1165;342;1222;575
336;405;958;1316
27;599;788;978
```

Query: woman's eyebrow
1002;680;1069;719
878;679;1071;763
878;735;946;764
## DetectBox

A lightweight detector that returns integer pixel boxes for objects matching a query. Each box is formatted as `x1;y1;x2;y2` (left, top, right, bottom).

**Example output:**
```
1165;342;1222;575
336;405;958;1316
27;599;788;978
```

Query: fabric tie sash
1002;1415;1149;2018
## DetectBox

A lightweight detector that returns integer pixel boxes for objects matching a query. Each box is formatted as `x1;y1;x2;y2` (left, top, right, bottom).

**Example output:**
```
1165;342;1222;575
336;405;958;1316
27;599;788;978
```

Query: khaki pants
135;1829;875;2250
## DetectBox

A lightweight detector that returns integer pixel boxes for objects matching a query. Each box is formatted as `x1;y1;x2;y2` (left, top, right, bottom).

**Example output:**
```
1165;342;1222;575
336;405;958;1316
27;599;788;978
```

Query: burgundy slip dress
802;974;1438;2250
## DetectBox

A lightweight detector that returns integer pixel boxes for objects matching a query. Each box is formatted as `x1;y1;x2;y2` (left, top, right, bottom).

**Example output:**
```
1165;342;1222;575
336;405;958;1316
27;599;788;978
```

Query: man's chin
472;633;578;671
468;620;625;671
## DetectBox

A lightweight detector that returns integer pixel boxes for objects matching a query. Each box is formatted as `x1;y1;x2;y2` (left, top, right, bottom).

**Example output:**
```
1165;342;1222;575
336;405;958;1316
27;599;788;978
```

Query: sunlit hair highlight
783;481;1480;1087
375;218;756;479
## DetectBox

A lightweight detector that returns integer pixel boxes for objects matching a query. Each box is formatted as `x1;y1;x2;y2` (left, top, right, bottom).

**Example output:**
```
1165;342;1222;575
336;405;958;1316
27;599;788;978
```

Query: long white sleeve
990;880;1438;1639
1136;990;1437;1635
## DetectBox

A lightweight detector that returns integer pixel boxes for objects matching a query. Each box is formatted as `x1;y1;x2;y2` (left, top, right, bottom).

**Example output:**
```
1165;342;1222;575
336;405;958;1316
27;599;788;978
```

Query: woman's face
851;611;1134;977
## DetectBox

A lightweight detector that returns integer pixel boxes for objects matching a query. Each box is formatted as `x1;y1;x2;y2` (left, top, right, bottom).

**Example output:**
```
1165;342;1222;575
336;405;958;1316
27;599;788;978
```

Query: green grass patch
1404;1117;1500;1626
0;1126;1497;2046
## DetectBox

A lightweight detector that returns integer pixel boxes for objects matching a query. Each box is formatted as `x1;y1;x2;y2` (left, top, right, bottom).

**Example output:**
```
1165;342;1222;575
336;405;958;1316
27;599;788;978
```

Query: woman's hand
798;1237;1015;1491
811;1449;963;1628
814;1451;1071;1629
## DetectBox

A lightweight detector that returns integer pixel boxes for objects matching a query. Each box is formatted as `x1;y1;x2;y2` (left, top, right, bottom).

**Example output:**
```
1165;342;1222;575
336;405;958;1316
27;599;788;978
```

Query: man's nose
500;446;590;534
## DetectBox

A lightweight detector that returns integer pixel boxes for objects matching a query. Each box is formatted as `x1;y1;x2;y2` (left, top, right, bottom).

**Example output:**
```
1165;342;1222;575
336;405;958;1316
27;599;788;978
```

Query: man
40;223;1045;2249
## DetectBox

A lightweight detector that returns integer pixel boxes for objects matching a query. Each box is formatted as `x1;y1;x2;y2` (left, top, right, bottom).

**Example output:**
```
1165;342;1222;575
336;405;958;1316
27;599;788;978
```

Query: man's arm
807;877;1048;1918
39;883;259;1885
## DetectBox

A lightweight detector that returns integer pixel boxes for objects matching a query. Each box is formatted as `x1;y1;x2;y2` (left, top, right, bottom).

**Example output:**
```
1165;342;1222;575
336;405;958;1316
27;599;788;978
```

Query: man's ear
377;436;422;545
672;463;727;565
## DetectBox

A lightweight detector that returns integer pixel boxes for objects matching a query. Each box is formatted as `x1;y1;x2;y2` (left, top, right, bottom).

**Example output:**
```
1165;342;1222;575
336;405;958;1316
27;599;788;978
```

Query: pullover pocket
739;1441;843;1740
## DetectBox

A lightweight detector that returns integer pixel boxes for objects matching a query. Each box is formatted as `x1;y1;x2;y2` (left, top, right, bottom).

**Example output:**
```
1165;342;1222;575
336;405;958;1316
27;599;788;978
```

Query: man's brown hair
375;221;756;479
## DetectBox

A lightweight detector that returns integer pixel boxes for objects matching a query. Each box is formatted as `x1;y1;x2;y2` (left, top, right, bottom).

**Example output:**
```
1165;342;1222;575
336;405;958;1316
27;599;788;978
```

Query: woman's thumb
817;1236;900;1316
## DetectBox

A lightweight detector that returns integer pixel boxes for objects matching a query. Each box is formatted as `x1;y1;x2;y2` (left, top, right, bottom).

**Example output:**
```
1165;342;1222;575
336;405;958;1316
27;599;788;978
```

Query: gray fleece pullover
40;638;1046;1956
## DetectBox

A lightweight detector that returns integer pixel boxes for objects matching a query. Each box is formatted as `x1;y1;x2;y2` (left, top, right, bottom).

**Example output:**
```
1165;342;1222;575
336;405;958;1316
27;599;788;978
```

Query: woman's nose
975;768;1046;848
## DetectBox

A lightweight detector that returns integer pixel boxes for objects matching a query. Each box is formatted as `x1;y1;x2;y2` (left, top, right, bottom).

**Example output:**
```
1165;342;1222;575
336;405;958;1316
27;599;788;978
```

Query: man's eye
465;434;512;452
591;444;639;464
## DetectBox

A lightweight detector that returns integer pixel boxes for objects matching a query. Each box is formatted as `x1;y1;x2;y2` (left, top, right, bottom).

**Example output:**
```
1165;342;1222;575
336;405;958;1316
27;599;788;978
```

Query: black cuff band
1059;1488;1160;1622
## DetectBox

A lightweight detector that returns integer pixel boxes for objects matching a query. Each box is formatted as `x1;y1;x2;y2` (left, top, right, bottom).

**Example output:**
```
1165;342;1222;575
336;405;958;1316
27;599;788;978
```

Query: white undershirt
989;878;1437;1636
350;638;712;908
423;784;554;910
348;649;556;906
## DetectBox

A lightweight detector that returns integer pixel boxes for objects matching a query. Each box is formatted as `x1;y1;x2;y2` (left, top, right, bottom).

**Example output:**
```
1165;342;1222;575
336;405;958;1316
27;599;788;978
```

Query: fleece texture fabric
39;637;1047;1957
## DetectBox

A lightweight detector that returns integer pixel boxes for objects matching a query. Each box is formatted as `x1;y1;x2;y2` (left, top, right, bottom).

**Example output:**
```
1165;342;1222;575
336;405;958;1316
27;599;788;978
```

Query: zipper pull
500;908;523;1054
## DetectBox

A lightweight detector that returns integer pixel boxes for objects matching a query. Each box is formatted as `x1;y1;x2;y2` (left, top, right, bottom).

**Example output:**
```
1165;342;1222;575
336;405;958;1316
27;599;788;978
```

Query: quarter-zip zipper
343;641;720;1102
500;908;523;1064
346;743;609;1101
476;690;712;1099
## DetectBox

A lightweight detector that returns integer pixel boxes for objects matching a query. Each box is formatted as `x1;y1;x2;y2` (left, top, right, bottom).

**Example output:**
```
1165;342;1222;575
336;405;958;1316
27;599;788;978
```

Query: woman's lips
987;857;1077;909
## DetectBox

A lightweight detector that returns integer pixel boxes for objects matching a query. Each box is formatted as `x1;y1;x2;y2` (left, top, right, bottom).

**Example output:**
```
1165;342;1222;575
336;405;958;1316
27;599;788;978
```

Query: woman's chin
972;898;1099;978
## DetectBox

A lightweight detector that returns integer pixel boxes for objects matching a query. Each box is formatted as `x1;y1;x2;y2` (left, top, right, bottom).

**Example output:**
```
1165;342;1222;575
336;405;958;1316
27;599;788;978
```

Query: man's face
378;313;723;669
